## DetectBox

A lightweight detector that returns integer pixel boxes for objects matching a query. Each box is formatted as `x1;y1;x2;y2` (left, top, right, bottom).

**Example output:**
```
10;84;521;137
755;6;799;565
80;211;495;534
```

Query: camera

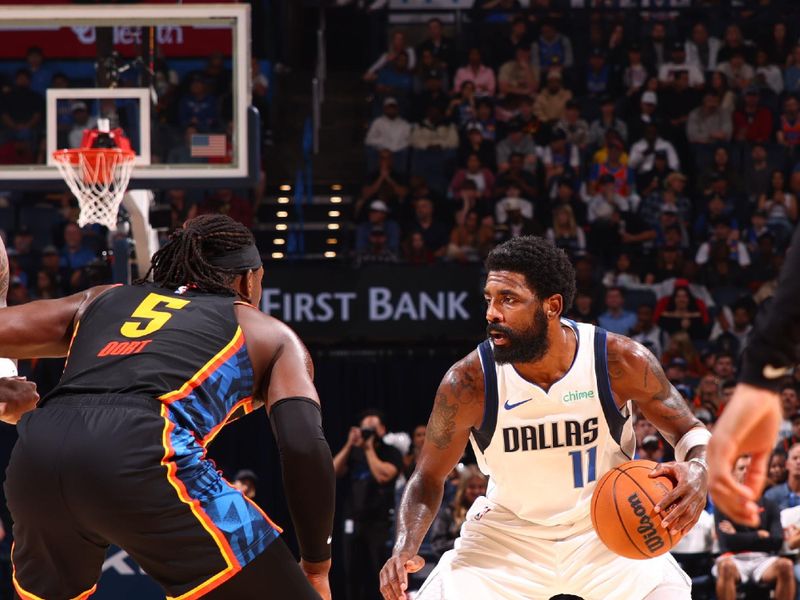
360;427;376;442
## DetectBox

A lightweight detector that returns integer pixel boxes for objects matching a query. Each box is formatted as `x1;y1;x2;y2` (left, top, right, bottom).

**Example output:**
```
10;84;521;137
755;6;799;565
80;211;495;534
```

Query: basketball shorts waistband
42;393;162;412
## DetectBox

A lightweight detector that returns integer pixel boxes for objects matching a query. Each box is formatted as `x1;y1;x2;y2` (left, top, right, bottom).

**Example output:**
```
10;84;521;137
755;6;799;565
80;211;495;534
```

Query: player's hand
379;553;425;599
650;459;708;537
0;377;39;425
708;383;782;527
300;558;331;600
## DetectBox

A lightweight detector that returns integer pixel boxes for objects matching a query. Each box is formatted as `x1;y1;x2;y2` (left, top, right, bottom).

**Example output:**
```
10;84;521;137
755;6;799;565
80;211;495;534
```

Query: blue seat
623;288;657;312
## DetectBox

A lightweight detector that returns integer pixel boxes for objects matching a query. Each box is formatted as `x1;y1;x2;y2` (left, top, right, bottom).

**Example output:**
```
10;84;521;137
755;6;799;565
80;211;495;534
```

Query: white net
53;148;135;230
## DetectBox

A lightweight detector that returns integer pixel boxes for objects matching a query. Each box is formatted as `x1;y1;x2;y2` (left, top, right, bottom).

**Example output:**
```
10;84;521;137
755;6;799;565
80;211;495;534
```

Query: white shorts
414;497;691;600
712;553;778;584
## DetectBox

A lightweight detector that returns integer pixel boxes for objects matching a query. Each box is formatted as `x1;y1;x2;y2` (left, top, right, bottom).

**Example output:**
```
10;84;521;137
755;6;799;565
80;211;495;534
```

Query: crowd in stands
350;4;800;598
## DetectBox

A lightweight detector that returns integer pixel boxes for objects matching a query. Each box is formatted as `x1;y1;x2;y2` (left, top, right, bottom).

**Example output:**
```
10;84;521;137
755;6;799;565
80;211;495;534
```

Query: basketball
590;460;681;560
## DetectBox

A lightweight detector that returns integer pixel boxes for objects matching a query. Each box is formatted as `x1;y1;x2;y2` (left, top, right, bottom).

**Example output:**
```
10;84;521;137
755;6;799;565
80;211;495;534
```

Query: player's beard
487;306;550;365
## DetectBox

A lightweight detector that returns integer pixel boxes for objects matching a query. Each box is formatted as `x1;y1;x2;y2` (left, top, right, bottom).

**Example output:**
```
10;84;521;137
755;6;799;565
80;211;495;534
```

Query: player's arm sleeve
269;396;335;562
739;224;800;390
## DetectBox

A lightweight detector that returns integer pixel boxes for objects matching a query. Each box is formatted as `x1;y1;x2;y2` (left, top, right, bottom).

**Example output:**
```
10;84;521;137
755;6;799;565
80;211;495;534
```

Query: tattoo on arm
641;349;695;422
427;386;458;450
0;235;8;308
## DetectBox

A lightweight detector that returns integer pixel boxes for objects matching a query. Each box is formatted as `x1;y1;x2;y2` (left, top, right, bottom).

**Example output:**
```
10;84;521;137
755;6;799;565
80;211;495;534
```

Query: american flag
190;134;227;158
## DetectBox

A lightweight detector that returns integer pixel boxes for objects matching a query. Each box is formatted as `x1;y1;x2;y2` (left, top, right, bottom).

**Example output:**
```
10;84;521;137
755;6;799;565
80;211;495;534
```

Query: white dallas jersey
469;320;635;529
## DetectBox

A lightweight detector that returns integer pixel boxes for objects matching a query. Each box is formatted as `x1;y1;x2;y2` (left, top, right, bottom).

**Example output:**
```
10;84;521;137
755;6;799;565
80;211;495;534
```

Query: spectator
495;183;533;225
374;53;414;110
589;135;633;195
403;424;426;478
622;43;650;100
197;188;254;229
733;87;774;144
659;41;705;88
416;18;454;73
445;210;493;263
541;128;580;188
357;149;409;217
557;100;589;151
775;96;800;150
494;152;537;200
601;252;641;288
449;153;495;200
364;31;416;81
695;217;750;268
60;223;97;273
33;270;58;300
629;122;680;174
66;102;98;149
355;226;399;266
178;75;217;131
474;98;498;141
653;204;690;250
776;416;800;456
757;170;798;245
494;197;542;241
697;240;747;290
333;410;404;600
412;68;449;121
25;46;52;96
711;351;737;384
430;466;488;560
355;200;401;254
717;50;755;92
642;22;669;71
587;174;631;225
655;285;711;341
453;48;496;98
638;434;665;463
452;179;491;223
583;48;612;100
685;22;720;73
409;197;449;257
533;70;572;124
636;149;673;198
686;91;731;144
768;451;788;488
510;97;542;140
410;105;458;151
714;455;794;600
447;81;478;129
232;469;258;501
458;122;496;171
765;21;792;65
708;71;737;115
764;443;800;511
744;145;772;203
495;119;538;173
490;15;529;69
497;44;539;104
784;45;800;94
639;172;690;229
697;146;743;196
546;203;586;260
597;286;637;335
777;386;800;440
1;69;44;148
754;48;783;96
717;24;755;65
365;98;411;156
566;289;599;325
531;19;574;73
588;96;628;149
629;304;668;359
403;230;436;265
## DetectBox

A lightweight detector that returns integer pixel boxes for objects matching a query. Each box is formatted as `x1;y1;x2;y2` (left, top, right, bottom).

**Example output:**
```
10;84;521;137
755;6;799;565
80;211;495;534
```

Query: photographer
334;409;404;600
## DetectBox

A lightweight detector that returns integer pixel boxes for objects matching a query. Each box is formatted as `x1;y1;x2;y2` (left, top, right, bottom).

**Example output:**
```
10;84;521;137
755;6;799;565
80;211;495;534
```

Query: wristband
673;427;712;462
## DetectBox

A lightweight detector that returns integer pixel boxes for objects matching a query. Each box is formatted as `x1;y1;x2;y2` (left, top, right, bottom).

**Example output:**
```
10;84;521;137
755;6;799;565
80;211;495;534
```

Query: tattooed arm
607;333;708;536
379;351;484;600
0;232;8;308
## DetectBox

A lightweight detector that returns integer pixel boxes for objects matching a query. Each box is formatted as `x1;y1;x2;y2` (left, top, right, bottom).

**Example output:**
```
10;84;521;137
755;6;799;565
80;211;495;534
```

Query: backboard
0;3;257;189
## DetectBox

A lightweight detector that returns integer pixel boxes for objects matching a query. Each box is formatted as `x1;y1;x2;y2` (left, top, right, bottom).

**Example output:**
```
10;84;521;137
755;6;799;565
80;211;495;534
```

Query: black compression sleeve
740;224;800;390
269;396;334;562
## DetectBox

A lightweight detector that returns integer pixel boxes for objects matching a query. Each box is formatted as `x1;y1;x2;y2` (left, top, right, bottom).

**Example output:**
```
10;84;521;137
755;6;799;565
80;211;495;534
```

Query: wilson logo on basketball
627;493;665;554
97;340;153;357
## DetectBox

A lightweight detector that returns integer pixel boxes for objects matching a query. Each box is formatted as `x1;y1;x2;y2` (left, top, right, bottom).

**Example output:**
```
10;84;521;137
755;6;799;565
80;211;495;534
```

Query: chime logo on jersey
562;389;595;403
502;417;599;452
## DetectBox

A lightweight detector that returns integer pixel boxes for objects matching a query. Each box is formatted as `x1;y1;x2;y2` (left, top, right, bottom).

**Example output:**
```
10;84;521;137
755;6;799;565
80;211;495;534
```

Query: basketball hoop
53;147;135;230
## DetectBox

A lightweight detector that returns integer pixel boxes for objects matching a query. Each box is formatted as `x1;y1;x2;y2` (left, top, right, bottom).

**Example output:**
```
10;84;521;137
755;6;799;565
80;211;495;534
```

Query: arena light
328;210;341;218
279;184;291;191
330;196;342;204
331;184;343;191
327;223;340;230
275;223;288;231
324;251;336;258
271;252;284;259
276;211;288;218
273;238;285;245
326;238;338;245
277;196;290;204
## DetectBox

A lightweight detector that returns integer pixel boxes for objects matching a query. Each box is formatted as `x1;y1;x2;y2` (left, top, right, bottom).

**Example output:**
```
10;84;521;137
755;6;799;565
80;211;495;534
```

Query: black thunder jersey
50;284;259;440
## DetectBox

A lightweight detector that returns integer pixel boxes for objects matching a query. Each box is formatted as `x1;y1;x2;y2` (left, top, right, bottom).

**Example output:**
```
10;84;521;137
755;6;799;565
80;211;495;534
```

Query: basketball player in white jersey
0;232;38;422
380;236;709;600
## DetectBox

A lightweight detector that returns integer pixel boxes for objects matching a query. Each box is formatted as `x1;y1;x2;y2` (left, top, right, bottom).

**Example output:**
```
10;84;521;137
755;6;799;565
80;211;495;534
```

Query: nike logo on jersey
504;398;533;410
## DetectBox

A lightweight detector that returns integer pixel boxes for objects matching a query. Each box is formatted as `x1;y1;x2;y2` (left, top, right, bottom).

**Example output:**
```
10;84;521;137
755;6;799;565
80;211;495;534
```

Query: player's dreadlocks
143;214;257;295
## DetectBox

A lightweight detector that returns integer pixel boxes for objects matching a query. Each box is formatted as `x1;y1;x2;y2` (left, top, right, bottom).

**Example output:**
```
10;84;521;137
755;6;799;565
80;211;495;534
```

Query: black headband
207;244;262;271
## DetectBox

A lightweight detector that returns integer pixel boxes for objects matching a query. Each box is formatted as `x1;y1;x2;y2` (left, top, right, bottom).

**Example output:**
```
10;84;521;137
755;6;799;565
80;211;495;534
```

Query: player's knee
717;559;738;581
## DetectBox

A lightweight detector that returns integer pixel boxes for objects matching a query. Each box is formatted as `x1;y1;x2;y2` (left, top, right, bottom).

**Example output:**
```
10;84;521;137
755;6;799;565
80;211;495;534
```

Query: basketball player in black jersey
0;215;334;600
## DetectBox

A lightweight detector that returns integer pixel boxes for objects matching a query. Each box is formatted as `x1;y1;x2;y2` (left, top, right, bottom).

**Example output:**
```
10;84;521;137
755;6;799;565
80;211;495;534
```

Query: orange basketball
590;460;682;560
